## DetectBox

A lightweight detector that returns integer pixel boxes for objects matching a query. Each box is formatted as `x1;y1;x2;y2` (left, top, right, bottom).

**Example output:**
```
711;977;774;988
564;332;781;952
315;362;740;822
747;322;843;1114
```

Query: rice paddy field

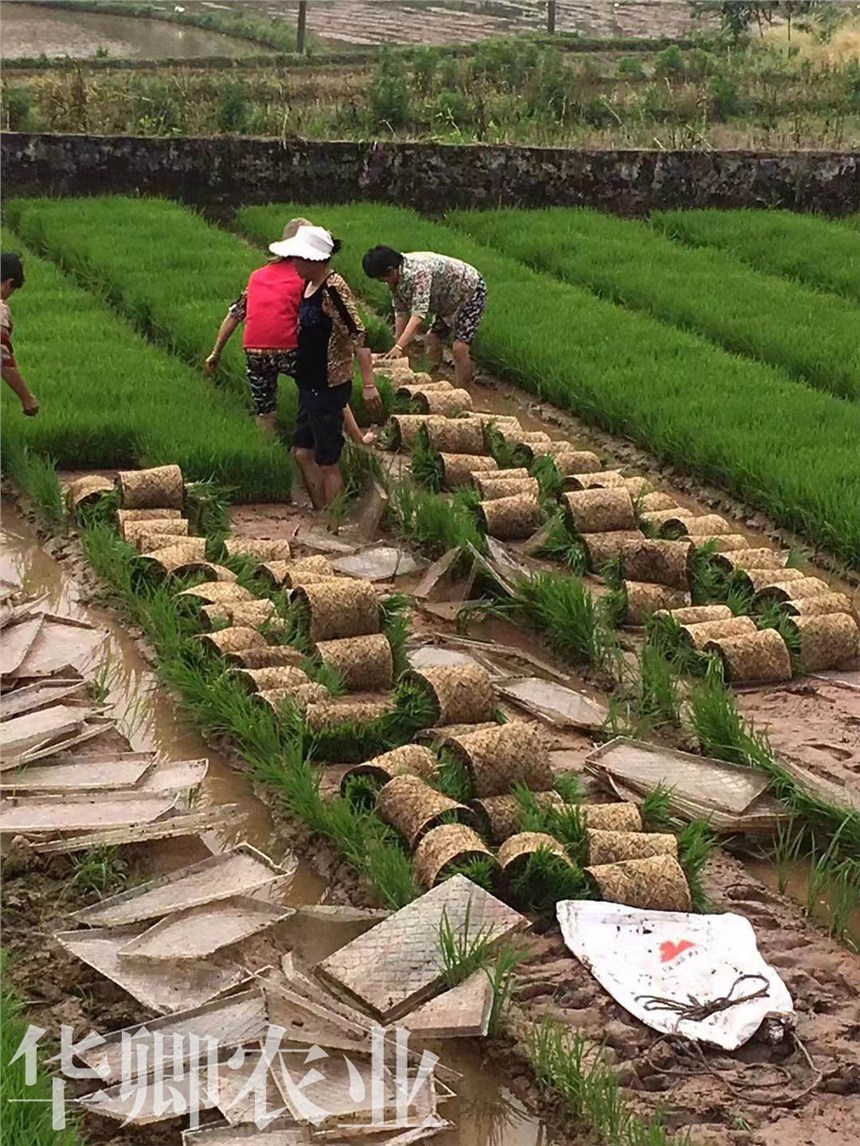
5;196;860;566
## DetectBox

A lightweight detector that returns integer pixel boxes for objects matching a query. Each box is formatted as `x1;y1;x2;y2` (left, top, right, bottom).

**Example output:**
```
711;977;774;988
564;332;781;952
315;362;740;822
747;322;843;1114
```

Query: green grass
240;202;860;567
389;483;485;558
447;207;860;402
0;231;291;500
653;208;860;304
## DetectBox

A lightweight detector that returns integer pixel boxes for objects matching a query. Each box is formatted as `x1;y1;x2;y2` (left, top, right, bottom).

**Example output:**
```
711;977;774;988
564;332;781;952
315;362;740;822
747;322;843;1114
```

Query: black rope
635;973;770;1022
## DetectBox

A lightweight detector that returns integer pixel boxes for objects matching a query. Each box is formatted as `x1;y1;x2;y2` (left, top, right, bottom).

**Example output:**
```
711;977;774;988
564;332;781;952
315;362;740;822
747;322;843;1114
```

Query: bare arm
355;346;381;416
205;312;241;375
343;404;364;445
2;361;39;415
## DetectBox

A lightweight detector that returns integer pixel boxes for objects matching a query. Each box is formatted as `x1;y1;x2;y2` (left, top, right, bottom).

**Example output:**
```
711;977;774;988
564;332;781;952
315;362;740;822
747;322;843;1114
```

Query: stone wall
2;132;858;215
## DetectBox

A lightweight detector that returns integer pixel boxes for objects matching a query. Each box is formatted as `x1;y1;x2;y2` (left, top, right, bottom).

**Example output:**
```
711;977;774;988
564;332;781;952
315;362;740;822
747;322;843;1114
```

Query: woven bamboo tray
426;417;487;456
664;514;732;538
641;507;696;529
565;470;626;491
316;634;394;692
407;664;497;727
479;492;542;540
581;803;643;832
66;474;115;511
256;683;330;714
586;854;691;912
680;615;757;650
177;581;254;605
117;464;184;509
621;476;653;499
441;453;498;488
224;538;292;563
752;577;831;607
704;629;792;684
341;745;439;792
563;488;636;534
137;534;204;560
378;774;474;848
654;604;732;626
117;507;182;530
474;476;540;502
414;823;495;889
471;791;563;845
389;414;448;449
584;530;644;569
207;564;239;583
624;582;691;626
791;613;860;673
740;567;807;594
713;547;786;573
138;542;215;578
199;626;268;655
587;829;677;865
124;518;189;546
395;380;454;398
474;468;530;490
783;592;856;618
304;698;393;731
620;538;692;590
690;534;750;553
135;530;193;554
225;645;306;670
294;580;380;642
254;555;332;588
202;599;277;631
498;831;572;876
446;722;552;798
412;389;473;416
549;450;603;476
638;491;677;514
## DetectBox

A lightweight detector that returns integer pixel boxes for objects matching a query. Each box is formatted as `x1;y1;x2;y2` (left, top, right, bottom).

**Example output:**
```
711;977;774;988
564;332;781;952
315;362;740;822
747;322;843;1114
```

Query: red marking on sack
660;939;695;962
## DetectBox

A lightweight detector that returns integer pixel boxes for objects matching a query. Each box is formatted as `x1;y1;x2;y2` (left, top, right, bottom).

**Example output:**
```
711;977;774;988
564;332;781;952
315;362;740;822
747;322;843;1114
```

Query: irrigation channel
3;357;859;1143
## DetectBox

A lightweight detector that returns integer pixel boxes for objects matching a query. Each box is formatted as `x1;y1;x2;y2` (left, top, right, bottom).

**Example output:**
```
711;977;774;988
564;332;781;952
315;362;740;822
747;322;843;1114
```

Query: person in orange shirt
1;252;39;417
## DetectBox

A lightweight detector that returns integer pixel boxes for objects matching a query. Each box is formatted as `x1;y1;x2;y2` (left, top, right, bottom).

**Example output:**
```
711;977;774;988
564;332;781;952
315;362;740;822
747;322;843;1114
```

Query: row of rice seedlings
238;201;860;566
388;482;485;558
653;208;860;305
449;207;860;401
1;439;66;527
508;572;622;678
0;231;292;500
770;822;860;950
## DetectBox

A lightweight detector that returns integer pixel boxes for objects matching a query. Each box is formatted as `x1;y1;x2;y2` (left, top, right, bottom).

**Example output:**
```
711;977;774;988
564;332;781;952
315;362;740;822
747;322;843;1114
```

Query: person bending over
362;246;487;389
1;253;39;417
206;218;369;446
269;225;380;509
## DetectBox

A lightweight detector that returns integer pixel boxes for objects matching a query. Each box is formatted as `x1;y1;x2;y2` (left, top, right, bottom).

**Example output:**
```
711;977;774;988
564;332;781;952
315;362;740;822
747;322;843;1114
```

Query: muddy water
1;2;257;59
746;858;860;952
1;502;550;1145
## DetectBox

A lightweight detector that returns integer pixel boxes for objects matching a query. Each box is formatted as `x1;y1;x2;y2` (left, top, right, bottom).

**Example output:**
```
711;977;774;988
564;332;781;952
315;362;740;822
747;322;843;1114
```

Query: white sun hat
269;224;334;261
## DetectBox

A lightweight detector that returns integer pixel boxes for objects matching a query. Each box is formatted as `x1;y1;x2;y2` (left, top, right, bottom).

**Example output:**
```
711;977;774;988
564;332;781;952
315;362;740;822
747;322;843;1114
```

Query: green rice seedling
305;658;347;697
513;572;620;673
553;773;585;803
634;645;682;729
389;482;485;558
756;604;803;671
640;785;675;833
547;804;588;866
484;424;523;470
184;479;233;542
364;834;419;909
510;846;591;916
537;509;589;573
1;441;66;527
340;440;384;501
409;430;444;491
484;942;527;1036
677;820;715;913
687;539;723;604
239;202;860;566
72;845;127;895
771;820;807;895
531;454;565;501
436;747;474;803
514;784;553;833
447;856;498;891
379;591;411;676
438;901;497;988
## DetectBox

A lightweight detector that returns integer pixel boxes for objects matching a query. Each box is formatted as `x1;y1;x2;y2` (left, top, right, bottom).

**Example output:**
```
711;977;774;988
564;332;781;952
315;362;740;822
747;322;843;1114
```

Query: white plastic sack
557;900;793;1050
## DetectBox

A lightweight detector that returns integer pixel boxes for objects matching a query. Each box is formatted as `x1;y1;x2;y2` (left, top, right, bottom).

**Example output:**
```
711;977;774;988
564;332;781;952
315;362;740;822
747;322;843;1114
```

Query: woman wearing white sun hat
268;224;380;509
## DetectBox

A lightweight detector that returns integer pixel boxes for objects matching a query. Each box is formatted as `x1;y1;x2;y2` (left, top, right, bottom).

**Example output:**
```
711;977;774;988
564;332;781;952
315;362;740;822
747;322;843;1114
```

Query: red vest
243;261;303;351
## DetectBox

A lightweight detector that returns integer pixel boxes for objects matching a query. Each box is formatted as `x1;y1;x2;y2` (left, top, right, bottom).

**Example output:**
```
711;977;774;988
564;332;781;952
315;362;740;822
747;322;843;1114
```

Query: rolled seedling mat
407;664;497;727
447;721;552;798
304;698;393;732
638;491;678;514
752;576;831;607
177;581;254;605
563;487;636;534
549;449;603;476
136;531;194;554
583;530;644;569
389;414;448;449
117;507;182;528
254;555;332;587
236;665;310;693
224;538;291;563
478;492;543;541
587;854;691;913
425;417;487;456
396;380;454;398
316;634;394;692
136;535;205;560
139;543;216;578
124;518;189;547
641;507;696;530
255;683;330;714
621;476;653;499
624;582;691;626
581;803;643;832
790;613;860;672
713;548;786;573
202;600;278;631
199;625;267;655
414;823;496;890
587;830;678;866
474;476;540;502
378;774;475;848
440;453;498;488
473;468;530;491
498;831;573;877
412;388;473;416
704;629;792;685
207;564;239;583
226;645;306;670
565;470;626;491
117;464;184;510
665;514;733;538
783;592;856;618
341;745;439;793
680;615;758;650
740;567;807;594
655;604;733;626
65;474;115;511
284;572;344;594
294;579;380;642
471;791;564;845
620;538;692;590
691;534;750;553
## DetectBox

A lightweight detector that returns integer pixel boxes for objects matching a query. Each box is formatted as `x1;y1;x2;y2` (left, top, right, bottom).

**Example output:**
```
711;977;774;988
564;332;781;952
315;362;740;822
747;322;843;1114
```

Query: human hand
362;384;382;417
382;345;405;360
22;397;39;417
204;352;221;376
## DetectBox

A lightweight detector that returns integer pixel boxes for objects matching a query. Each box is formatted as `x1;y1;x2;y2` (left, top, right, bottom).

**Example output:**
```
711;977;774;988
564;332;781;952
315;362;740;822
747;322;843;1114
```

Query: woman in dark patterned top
268;225;381;509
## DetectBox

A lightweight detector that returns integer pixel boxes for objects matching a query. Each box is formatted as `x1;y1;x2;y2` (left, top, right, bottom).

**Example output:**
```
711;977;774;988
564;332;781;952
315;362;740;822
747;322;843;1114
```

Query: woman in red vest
206;218;369;445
